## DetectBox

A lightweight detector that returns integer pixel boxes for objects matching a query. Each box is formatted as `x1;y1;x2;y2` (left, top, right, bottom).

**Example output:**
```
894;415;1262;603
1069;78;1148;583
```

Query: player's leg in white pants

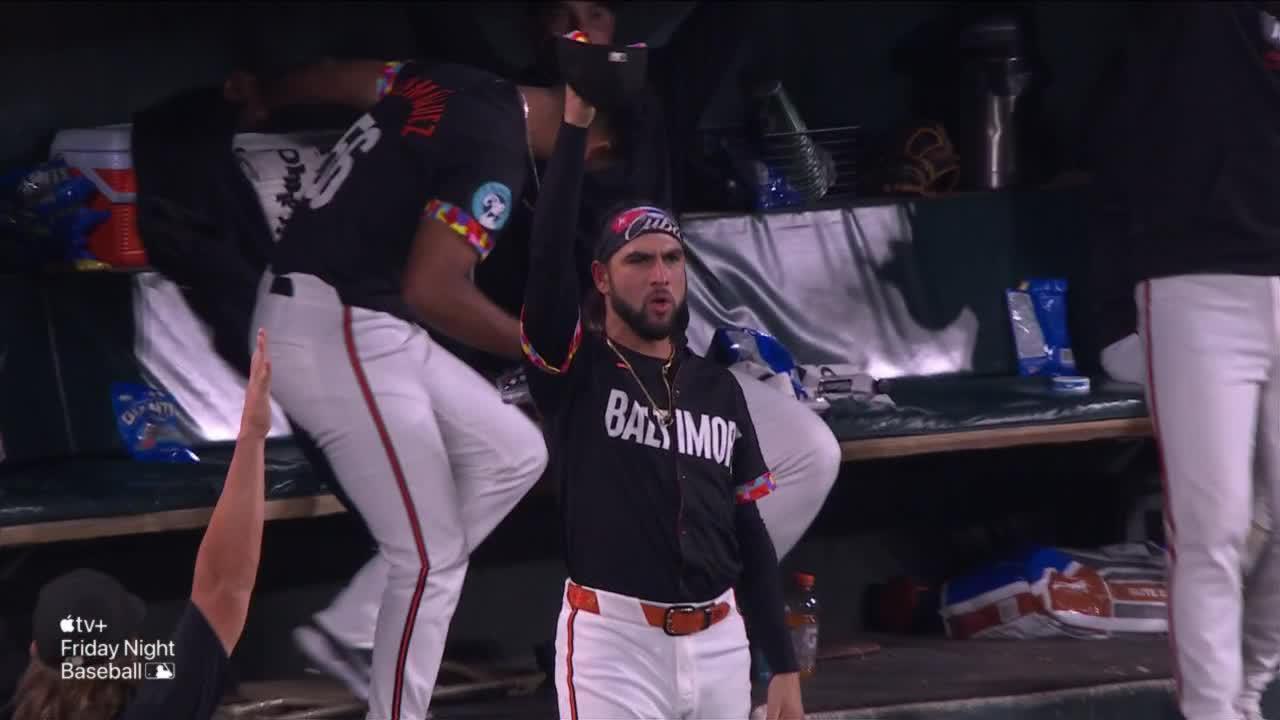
315;553;392;651
312;344;549;654
730;367;841;559
1139;275;1278;720
554;582;751;720
1108;325;1279;720
1238;371;1280;720
256;273;545;720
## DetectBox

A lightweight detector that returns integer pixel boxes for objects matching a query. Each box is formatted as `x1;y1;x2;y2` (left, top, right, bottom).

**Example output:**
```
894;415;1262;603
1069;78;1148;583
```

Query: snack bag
940;543;1168;640
710;326;807;399
0;159;110;268
111;382;199;463
1005;278;1076;376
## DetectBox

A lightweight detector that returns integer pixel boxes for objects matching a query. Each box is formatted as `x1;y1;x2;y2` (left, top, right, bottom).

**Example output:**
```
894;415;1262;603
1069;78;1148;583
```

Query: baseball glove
877;123;961;197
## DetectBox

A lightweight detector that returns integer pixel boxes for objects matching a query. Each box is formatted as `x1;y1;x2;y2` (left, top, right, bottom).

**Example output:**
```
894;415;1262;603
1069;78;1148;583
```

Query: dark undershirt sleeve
521;121;590;414
735;501;799;675
115;601;230;720
728;383;798;674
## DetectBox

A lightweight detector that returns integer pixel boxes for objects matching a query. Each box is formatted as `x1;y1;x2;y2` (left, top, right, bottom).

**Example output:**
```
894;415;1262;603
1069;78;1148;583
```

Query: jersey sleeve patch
520;306;583;375
471;181;513;231
425;199;494;260
735;471;776;504
376;61;406;100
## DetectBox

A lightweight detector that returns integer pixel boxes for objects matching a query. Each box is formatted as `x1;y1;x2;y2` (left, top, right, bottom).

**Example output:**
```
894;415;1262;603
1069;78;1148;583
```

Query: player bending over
247;56;606;719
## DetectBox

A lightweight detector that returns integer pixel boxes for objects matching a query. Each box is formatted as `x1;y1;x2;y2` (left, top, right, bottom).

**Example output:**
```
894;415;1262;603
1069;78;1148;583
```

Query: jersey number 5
305;114;383;209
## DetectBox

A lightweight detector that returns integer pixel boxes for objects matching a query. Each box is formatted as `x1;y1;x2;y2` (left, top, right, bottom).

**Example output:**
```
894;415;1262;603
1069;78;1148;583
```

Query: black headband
594;205;685;263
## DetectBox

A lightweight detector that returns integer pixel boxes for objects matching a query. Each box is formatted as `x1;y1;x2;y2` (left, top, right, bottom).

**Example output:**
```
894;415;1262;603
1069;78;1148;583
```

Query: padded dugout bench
680;185;1151;460
0;270;340;547
0;187;1150;547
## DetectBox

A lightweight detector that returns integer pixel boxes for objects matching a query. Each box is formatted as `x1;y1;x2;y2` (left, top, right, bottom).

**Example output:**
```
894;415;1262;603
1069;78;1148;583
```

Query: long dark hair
10;658;136;720
583;285;605;333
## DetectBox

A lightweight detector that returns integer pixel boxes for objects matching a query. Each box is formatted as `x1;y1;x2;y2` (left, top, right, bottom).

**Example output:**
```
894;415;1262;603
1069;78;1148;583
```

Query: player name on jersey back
234;131;344;242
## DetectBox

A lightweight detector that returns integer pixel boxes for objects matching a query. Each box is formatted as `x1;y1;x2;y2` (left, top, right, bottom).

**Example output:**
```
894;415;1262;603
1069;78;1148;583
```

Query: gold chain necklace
606;337;676;427
519;88;540;209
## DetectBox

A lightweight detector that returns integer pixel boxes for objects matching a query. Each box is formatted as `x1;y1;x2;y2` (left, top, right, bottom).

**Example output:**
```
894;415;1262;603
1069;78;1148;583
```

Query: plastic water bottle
785;572;820;677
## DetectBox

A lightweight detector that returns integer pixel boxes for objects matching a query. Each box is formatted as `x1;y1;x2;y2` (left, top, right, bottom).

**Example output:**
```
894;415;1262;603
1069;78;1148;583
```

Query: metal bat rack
701;123;863;212
757;125;862;207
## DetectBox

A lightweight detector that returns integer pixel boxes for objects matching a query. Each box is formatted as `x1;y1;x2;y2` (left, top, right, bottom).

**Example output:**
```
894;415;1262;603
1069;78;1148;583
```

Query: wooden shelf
0;493;346;548
840;417;1154;462
0;417;1153;546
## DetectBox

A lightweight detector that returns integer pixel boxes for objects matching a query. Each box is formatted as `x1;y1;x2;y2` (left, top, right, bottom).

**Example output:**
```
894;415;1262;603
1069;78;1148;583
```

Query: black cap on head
230;4;415;78
33;569;146;668
595;204;685;264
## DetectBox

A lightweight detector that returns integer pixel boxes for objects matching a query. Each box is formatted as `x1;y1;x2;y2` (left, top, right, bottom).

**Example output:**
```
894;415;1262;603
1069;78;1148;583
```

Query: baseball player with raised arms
514;1;842;564
247;58;611;720
521;84;804;719
1112;4;1280;720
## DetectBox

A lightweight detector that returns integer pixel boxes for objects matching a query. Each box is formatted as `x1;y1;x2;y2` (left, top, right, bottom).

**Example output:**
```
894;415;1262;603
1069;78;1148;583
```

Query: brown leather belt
566;583;733;637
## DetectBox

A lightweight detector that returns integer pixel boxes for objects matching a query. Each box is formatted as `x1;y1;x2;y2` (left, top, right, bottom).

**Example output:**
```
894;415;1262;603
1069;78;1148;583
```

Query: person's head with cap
534;1;619;47
222;4;415;129
10;569;147;720
589;202;689;352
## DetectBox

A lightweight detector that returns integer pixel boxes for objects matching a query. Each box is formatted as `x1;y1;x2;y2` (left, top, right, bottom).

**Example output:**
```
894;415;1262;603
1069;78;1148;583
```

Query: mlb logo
144;663;175;680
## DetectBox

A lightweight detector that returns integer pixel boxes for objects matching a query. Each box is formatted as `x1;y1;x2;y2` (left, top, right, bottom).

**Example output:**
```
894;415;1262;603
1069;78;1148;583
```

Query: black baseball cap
230;4;416;78
595;205;685;264
32;569;146;668
555;31;649;111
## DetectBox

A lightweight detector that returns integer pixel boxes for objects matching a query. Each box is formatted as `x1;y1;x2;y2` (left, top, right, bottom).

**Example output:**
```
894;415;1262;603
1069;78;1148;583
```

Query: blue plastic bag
1;159;110;267
1005;278;1077;377
753;161;805;210
710;326;808;399
111;383;199;464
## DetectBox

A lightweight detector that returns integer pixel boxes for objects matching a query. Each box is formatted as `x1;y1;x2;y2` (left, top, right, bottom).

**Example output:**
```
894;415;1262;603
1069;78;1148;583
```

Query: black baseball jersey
521;123;798;674
115;602;228;720
269;61;529;323
532;334;774;601
1116;4;1280;285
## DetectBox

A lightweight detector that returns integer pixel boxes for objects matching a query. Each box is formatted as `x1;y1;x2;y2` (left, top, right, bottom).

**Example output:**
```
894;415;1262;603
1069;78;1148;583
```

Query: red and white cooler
49;124;146;268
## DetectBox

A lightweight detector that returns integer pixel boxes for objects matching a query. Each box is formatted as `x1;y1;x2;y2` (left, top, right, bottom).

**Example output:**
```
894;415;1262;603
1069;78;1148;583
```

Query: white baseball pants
252;272;547;720
1103;331;1274;576
730;366;842;558
555;581;751;720
1139;275;1280;720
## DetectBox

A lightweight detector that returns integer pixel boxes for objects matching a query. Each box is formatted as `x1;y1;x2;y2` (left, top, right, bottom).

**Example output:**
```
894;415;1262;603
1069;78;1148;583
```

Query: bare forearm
193;435;265;599
414;281;522;360
272;60;386;111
